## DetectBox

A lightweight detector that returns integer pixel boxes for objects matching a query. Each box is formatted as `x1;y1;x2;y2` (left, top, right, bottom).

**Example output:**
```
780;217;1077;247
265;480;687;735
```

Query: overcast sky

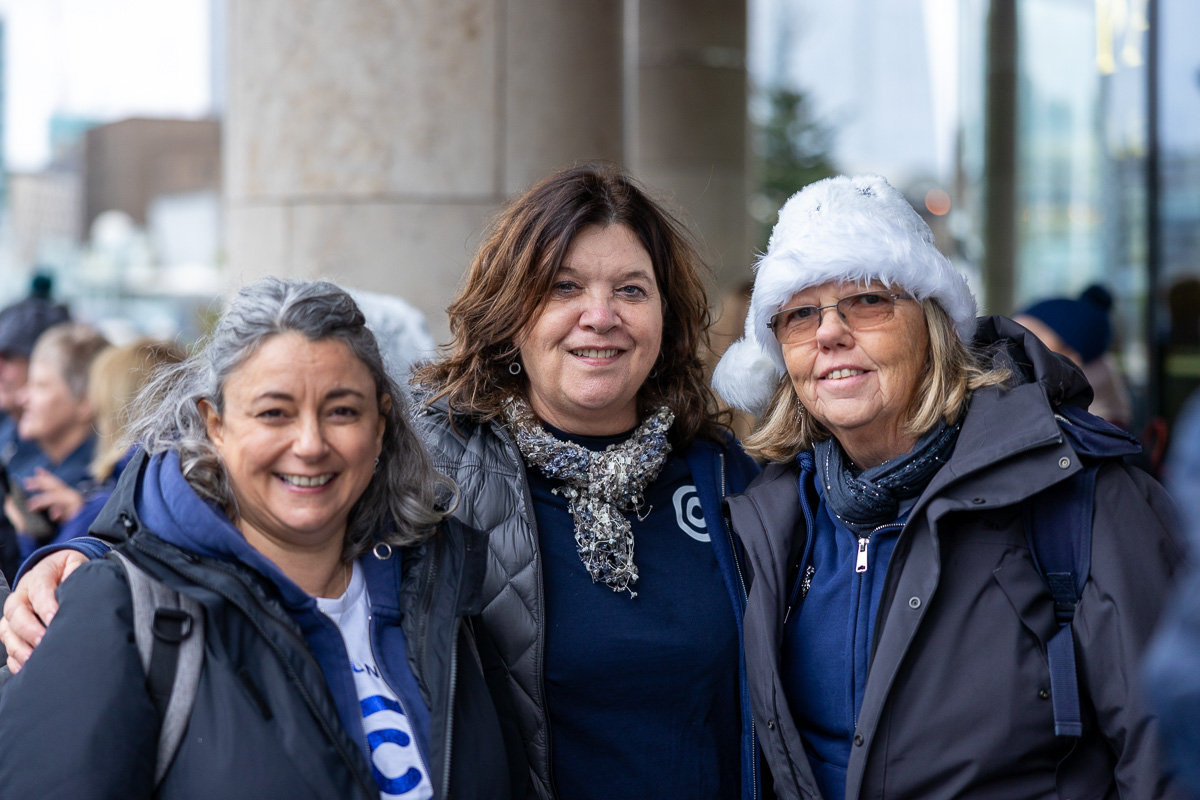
1;0;212;171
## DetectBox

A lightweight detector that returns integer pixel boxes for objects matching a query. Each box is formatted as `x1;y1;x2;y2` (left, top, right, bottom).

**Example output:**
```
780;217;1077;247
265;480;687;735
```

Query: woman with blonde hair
714;175;1185;799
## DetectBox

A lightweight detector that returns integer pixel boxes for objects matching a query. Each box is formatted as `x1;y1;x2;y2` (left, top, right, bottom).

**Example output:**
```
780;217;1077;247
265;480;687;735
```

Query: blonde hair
88;338;187;481
742;299;1009;463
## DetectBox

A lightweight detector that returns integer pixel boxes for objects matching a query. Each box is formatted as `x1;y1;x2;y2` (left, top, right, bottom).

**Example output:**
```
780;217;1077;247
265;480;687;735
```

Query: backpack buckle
152;608;194;643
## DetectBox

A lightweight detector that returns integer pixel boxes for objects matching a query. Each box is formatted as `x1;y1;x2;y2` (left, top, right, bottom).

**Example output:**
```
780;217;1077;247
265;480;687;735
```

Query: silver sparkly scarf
504;397;674;598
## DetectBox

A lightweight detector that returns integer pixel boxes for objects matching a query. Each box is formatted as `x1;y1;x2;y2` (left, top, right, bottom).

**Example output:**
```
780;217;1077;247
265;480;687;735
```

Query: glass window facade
751;0;1200;431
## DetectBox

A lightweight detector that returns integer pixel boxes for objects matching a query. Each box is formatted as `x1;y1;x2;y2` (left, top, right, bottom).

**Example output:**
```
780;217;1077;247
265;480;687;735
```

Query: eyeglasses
768;290;914;344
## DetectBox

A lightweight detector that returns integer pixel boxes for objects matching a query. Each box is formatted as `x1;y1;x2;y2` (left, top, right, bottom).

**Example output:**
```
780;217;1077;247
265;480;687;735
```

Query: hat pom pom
713;337;782;416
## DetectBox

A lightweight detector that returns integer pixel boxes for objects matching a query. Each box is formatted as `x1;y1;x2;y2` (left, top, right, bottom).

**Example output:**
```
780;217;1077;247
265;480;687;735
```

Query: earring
648;352;664;379
509;361;522;375
374;456;380;471
795;397;806;424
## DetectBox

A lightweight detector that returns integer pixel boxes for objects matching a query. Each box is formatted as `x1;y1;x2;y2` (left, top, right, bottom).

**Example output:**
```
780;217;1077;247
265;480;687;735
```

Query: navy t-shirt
528;424;740;799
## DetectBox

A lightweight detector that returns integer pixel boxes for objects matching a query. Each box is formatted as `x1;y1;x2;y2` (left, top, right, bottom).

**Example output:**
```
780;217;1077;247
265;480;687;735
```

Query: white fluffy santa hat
713;174;978;415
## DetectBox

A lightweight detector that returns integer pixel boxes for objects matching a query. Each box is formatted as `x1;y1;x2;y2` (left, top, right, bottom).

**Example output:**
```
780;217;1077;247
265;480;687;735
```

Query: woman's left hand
24;469;85;523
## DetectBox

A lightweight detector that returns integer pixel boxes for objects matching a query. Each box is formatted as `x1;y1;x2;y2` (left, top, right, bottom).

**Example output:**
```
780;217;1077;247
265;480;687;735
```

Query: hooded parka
731;317;1187;800
0;450;510;799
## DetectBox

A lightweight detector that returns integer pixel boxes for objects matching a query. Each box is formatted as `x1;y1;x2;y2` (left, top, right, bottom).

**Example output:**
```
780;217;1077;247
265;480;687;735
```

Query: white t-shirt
317;561;434;800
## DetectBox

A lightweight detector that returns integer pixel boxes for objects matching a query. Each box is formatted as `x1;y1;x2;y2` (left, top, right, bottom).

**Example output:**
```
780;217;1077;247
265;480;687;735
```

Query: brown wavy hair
413;162;729;447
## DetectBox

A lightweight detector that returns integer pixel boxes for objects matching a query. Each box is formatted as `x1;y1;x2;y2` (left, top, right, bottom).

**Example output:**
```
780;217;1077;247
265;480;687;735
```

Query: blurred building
8;169;80;267
754;0;1200;430
48;114;100;168
83;117;221;234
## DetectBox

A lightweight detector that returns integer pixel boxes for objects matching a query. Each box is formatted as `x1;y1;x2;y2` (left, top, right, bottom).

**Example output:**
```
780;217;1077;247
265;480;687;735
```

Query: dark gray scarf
813;420;961;535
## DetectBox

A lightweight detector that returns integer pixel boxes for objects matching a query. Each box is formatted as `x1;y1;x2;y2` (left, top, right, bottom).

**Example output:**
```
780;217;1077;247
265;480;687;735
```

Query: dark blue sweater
781;452;904;800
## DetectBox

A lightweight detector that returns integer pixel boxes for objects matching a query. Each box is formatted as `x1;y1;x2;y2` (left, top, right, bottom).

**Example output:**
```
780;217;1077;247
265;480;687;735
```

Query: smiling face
782;280;929;468
202;333;387;558
517;223;664;435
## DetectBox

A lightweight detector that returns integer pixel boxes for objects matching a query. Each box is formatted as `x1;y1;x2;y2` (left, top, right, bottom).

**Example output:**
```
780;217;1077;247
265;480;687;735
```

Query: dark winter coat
0;449;509;799
731;316;1187;800
414;398;763;800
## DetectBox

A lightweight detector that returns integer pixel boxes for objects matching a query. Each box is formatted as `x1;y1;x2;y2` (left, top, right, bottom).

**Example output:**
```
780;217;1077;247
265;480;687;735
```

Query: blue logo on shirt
362;694;424;795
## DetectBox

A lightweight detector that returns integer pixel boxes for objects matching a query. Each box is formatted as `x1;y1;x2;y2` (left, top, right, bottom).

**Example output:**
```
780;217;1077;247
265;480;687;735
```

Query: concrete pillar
225;0;624;343
632;0;749;289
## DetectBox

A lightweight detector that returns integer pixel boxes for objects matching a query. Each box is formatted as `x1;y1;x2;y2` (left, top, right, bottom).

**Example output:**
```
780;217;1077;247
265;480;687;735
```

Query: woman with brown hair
410;163;761;800
715;174;1183;799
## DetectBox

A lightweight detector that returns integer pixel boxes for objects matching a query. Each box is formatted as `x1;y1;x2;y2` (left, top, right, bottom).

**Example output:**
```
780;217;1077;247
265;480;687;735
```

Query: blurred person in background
1013;285;1133;430
4;322;108;561
411;163;761;800
715;175;1184;800
0;278;508;798
19;339;186;548
0;275;71;582
1143;394;1200;796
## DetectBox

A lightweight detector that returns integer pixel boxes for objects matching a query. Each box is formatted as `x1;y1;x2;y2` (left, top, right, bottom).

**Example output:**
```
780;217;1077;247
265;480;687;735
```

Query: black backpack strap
110;550;205;786
1023;464;1098;738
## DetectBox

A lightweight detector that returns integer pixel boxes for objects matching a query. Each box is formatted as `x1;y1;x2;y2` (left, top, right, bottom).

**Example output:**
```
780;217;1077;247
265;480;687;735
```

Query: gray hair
30;322;110;398
126;277;454;557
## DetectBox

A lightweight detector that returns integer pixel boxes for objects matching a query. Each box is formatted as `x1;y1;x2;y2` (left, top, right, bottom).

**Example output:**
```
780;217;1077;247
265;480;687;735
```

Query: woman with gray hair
0;278;508;799
714;175;1185;799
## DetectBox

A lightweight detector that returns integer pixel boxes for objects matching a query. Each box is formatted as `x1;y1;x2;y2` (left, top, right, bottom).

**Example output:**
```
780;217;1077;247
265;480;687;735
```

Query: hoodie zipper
854;521;903;574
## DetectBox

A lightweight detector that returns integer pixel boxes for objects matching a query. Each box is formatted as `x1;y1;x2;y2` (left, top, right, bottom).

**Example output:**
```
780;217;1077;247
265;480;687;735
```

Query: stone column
632;0;749;290
224;0;624;344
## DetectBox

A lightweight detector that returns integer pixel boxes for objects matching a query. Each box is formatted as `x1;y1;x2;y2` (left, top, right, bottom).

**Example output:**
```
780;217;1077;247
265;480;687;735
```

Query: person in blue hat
1014;284;1133;429
0;275;70;582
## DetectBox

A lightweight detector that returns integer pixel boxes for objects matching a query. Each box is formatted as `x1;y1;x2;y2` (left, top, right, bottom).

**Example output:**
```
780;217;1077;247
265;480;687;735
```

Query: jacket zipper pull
855;536;869;573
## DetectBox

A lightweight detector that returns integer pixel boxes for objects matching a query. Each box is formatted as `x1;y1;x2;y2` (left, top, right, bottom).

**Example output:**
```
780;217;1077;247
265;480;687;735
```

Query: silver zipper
854;522;903;574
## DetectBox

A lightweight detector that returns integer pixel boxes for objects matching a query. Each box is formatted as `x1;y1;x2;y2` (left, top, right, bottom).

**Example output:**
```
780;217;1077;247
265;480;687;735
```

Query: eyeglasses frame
767;290;915;344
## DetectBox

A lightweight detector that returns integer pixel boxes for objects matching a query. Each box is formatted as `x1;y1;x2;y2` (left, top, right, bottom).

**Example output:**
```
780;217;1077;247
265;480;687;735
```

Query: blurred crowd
0;277;184;584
